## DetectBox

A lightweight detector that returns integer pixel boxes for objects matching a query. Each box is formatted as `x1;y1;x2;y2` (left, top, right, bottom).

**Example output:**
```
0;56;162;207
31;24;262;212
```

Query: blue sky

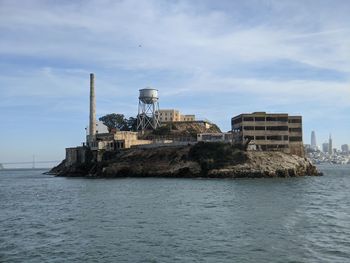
1;0;350;164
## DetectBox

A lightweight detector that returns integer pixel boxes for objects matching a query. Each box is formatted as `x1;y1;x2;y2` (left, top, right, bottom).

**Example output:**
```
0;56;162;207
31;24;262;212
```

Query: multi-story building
157;109;195;123
311;131;317;150
328;134;333;155
322;142;329;153
180;114;196;122
67;131;153;165
231;112;304;156
341;144;349;153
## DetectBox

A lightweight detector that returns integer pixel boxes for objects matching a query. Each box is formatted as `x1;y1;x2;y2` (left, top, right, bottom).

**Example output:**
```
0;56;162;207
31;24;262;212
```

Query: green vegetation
188;142;247;171
99;113;137;132
152;123;182;136
153;124;172;135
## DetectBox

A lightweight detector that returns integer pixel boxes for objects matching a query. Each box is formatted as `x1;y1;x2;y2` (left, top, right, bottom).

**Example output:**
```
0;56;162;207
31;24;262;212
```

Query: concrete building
86;131;153;160
87;130;152;155
65;146;88;167
341;144;349;153
157;109;181;122
304;144;312;151
311;131;317;150
322;142;329;153
328;134;333;155
157;109;195;123
181;114;196;122
231;112;304;156
87;131;152;161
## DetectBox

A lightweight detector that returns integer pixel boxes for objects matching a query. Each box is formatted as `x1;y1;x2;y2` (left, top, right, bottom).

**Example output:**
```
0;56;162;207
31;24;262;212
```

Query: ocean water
0;165;349;263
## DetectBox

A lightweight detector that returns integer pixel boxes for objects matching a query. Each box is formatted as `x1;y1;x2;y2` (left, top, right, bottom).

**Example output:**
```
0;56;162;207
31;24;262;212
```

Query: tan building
231;112;304;156
66;131;152;165
180;114;195;122
88;131;152;151
157;109;195;123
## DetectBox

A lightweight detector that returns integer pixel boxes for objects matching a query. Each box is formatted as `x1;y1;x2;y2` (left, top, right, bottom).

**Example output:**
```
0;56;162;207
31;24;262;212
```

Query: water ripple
0;166;350;262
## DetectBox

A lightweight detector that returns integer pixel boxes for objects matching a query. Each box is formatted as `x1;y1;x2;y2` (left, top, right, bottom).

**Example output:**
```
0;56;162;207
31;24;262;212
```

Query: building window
267;136;283;141
266;126;288;131
289;119;302;123
266;117;277;122
255;117;265;121
243;117;254;121
289;136;302;142
255;126;265;130
232;117;242;125
289;128;302;132
277;117;288;122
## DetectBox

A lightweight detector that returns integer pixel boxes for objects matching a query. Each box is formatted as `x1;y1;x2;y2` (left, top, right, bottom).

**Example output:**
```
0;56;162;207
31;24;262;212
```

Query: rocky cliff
51;142;321;178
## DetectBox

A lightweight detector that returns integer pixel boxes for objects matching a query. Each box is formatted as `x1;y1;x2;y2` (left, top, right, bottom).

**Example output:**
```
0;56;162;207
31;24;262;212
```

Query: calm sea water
0;165;349;263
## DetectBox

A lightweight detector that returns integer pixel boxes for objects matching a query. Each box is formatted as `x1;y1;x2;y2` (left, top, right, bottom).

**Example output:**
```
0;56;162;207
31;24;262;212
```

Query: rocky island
50;142;321;178
49;74;322;179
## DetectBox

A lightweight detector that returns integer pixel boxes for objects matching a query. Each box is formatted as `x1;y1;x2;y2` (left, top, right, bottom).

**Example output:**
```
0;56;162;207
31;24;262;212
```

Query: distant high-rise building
341;144;349;153
322;142;329;153
328;134;333;155
311;131;317;149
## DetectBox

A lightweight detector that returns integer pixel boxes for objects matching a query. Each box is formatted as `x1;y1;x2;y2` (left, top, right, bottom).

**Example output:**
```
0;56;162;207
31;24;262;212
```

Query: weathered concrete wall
231;112;304;157
65;147;87;167
114;131;152;148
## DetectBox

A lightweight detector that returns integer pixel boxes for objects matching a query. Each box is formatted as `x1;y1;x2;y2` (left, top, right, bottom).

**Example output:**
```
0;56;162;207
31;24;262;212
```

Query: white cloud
0;0;349;130
0;0;349;73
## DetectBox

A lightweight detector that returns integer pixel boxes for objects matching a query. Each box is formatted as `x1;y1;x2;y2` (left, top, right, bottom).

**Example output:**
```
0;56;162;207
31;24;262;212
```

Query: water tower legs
137;96;160;131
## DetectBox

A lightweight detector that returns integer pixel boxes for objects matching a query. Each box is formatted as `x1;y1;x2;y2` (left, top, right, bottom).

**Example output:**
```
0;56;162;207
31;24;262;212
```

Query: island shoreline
49;142;322;179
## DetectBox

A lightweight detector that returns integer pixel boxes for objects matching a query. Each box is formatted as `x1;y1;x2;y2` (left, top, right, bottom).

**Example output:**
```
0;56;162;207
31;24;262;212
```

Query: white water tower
137;88;160;131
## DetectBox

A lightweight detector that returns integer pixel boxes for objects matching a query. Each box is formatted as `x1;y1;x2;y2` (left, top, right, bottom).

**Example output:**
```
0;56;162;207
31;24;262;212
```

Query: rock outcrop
51;142;321;178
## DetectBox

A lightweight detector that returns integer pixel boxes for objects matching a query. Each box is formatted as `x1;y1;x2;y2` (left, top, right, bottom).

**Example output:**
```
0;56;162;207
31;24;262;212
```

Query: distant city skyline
308;130;348;151
1;0;350;163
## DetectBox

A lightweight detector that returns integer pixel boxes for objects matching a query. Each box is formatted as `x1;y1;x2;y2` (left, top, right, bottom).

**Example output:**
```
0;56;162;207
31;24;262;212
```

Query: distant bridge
0;160;61;169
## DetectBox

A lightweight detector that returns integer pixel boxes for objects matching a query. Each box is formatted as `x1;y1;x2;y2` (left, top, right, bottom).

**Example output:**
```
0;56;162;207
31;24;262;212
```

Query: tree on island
126;117;137;131
99;113;126;132
99;113;137;132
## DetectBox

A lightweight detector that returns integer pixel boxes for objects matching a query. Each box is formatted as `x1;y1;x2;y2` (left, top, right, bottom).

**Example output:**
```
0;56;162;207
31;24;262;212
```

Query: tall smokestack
89;73;96;138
